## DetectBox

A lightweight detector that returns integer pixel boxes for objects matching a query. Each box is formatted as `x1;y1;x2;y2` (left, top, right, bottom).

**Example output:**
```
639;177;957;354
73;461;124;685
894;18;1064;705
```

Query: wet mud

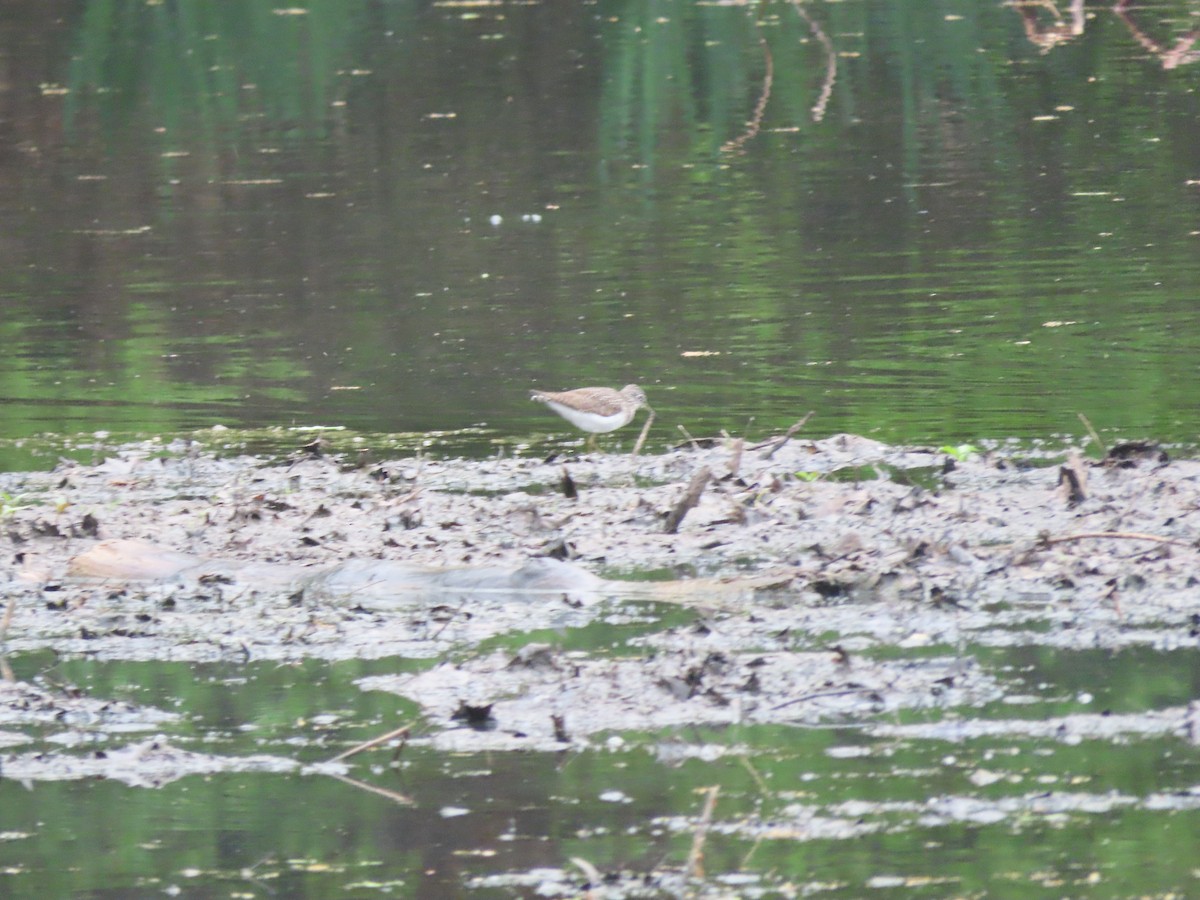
2;431;1198;894
4;435;1197;737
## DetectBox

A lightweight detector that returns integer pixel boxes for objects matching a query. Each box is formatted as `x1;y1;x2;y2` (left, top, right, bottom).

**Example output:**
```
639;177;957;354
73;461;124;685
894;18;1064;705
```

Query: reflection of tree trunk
722;0;837;154
0;1;73;163
721;36;773;154
1113;0;1200;70
791;0;836;124
1011;0;1085;53
0;2;74;269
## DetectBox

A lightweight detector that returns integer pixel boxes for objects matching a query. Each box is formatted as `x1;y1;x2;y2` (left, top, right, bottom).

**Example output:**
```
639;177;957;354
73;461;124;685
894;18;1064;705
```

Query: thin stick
676;424;701;450
1040;531;1194;549
570;856;603;888
727;438;744;478
429;596;471;641
1077;412;1106;454
771;686;882;711
632;411;655;457
0;595;14;646
739;755;770;795
762;411;814;459
686;785;720;879
740;833;765;870
327;723;411;763
0;595;15;680
327;772;414;805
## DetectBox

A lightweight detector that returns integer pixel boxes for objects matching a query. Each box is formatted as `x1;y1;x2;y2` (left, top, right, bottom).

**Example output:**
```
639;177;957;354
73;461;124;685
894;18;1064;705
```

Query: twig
327;723;411;763
740;833;765;870
1039;531;1195;549
771;685;883;711
739;755;770;794
570;856;603;891
429;596;471;641
0;594;14;645
0;595;15;680
676;424;701;450
327;772;414;805
1077;412;1106;454
761;411;814;459
665;466;711;534
686;786;720;879
727;438;744;478
632;410;655;457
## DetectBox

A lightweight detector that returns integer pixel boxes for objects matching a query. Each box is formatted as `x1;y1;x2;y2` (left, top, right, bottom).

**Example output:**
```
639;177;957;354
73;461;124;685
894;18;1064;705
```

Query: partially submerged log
67;539;792;610
68;540;205;581
69;540;607;604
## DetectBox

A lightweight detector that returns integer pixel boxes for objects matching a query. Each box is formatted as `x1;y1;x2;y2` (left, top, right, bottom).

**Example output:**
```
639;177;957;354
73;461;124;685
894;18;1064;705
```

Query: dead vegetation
2;429;1198;754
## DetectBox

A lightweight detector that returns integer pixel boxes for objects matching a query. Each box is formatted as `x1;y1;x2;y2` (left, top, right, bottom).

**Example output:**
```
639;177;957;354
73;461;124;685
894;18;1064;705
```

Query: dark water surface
2;1;1199;458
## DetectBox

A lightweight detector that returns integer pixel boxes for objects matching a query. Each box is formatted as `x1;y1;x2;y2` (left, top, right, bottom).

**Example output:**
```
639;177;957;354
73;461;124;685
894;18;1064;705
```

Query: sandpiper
530;384;652;448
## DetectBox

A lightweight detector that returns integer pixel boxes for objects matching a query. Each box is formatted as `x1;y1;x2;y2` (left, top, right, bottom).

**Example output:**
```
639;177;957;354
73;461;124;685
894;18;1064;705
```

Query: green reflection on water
979;644;1200;717
9;654;420;756
470;601;697;660
2;1;1198;450
1;645;1199;896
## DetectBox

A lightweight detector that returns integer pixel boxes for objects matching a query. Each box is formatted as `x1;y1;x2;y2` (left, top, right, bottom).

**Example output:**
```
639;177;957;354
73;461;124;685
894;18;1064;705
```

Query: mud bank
1;432;1198;754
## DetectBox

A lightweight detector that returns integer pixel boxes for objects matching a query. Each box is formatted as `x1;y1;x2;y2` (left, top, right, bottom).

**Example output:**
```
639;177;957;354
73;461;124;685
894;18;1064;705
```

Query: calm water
4;647;1200;898
4;1;1200;896
1;1;1198;458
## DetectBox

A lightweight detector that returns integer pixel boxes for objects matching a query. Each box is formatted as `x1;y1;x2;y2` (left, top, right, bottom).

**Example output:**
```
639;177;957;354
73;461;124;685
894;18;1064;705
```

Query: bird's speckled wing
531;387;624;417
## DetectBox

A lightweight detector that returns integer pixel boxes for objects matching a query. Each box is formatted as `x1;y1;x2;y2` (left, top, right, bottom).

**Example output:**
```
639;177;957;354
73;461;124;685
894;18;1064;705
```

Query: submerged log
67;539;791;610
69;540;606;604
68;540;205;581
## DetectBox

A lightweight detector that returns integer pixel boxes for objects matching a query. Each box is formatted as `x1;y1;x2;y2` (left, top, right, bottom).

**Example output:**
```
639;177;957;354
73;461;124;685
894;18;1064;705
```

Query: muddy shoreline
3;432;1198;755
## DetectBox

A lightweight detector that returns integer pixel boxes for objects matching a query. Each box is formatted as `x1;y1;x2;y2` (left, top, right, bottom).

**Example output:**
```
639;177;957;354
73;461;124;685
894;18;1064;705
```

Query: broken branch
1039;531;1194;549
632;410;655;457
754;412;814;459
665;466;711;534
686;786;720;879
327;723;412;763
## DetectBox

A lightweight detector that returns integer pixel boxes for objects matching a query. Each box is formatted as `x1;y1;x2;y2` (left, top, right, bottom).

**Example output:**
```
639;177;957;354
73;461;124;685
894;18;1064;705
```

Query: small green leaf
938;443;979;462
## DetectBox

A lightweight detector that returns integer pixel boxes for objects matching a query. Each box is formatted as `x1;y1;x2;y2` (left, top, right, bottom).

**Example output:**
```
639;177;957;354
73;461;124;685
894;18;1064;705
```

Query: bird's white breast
542;400;631;433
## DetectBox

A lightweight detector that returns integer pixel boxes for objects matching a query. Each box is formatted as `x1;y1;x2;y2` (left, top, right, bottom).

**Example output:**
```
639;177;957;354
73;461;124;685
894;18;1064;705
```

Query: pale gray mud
1;430;1198;777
